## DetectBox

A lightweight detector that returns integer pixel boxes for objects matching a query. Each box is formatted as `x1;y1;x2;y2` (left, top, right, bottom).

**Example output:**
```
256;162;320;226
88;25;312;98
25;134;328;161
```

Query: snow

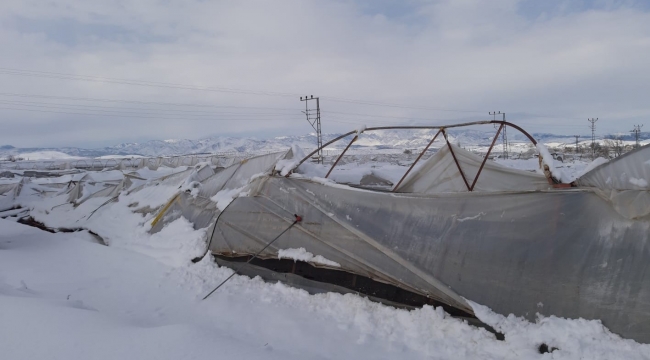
2;146;650;359
278;247;341;267
2;216;649;359
275;144;306;176
630;178;649;188
17;151;84;160
96;154;145;159
536;143;570;183
355;125;367;137
470;301;649;359
211;186;248;211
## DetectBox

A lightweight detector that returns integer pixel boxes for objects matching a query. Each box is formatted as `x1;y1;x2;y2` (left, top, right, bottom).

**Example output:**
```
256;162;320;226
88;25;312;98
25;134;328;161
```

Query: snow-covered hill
1;129;648;159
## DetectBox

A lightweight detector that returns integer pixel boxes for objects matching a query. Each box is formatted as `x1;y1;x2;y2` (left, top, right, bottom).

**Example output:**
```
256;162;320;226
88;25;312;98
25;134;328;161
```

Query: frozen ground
1;154;649;359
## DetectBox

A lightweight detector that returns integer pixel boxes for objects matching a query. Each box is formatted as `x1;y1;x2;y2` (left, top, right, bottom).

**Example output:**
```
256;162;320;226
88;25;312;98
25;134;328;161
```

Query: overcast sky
0;0;649;148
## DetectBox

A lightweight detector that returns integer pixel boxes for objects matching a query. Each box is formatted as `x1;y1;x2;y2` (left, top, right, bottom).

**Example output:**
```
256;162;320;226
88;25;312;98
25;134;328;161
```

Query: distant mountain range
2;129;648;159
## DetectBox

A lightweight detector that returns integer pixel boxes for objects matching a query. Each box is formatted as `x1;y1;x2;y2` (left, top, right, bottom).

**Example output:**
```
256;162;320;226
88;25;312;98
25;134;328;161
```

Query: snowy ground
3;218;649;360
2;154;649;359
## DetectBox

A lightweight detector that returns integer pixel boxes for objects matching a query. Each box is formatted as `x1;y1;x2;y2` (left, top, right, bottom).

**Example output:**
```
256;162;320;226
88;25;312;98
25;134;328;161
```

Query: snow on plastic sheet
278;247;341;267
208;171;265;211
211;186;248;211
630;178;649;188
275;145;305;177
536;143;570;183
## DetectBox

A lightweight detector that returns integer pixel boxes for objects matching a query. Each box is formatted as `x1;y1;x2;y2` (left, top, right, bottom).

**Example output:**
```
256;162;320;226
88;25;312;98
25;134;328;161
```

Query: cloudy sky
0;0;649;148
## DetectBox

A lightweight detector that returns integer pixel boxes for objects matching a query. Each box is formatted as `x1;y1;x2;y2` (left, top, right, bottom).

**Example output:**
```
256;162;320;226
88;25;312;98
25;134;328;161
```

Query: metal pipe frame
391;129;442;191
289;120;540;183
442;129;471;191
325;134;358;178
470;124;503;191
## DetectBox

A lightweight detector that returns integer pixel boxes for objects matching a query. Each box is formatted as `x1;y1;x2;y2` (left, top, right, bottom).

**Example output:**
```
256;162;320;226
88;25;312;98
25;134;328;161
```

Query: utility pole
588;118;598;159
573;135;580;154
489;111;508;159
631;124;644;149
300;95;322;163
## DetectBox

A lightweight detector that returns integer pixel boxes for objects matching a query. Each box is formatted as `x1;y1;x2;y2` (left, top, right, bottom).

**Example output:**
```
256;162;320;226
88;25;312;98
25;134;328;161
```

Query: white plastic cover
575;145;650;219
395;143;550;193
576;145;650;191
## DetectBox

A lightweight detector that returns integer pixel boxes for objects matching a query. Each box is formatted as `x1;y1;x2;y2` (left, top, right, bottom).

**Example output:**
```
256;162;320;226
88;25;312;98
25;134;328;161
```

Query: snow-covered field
1;153;649;359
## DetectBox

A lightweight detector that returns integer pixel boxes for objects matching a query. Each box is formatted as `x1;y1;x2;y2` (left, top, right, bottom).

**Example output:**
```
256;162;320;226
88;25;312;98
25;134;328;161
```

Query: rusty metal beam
392;129;442;192
490;121;537;145
442;129;471;191
325;135;358;179
288;130;357;176
290;120;540;176
470;124;503;191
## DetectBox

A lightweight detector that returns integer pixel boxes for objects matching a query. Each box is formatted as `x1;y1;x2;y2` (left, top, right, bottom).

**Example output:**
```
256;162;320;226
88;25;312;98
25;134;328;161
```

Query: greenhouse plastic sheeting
576;144;650;190
209;176;650;343
198;151;287;199
150;151;288;233
395;143;550;193
575;144;650;219
150;192;218;234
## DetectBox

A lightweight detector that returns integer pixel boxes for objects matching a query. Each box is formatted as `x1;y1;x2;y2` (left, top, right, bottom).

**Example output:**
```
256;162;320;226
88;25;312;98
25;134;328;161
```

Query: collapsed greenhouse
2;120;650;343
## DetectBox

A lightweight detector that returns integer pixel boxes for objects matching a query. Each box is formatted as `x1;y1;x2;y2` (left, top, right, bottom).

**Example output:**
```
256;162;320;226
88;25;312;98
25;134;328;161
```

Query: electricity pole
631;124;644;149
489;111;508;159
300;95;322;163
588;118;598;159
574;135;580;154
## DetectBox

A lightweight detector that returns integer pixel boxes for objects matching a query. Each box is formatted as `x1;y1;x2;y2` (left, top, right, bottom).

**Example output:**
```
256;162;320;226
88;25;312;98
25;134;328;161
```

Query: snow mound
278;247;341;267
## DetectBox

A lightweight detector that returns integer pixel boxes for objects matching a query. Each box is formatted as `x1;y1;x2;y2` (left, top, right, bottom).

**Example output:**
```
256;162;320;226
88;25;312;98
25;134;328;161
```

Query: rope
202;214;302;300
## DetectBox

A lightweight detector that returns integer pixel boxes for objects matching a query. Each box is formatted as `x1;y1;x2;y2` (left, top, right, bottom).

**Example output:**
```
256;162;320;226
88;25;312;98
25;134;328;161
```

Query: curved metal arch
90;159;103;169
73;159;89;169
291;120;538;175
105;159;119;169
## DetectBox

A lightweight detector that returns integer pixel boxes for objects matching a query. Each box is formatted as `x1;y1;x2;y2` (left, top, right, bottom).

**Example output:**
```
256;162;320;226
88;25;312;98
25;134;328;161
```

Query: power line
0;68;637;130
321;96;485;113
323;110;456;121
0;99;301;117
0;92;300;111
0;67;493;114
0;67;301;97
0;106;305;122
0;93;462;126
